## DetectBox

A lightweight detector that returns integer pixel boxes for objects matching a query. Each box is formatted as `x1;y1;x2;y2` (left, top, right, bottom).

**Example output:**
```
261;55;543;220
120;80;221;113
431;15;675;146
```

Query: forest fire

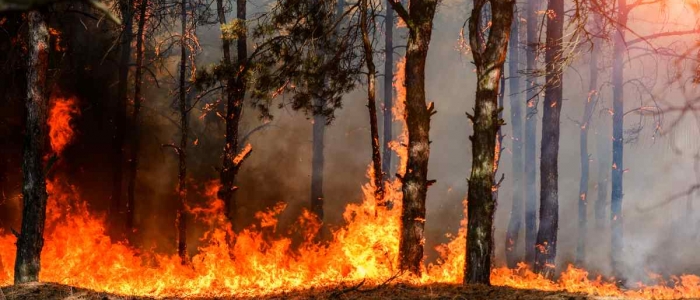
2;169;700;298
0;68;698;300
3;0;700;298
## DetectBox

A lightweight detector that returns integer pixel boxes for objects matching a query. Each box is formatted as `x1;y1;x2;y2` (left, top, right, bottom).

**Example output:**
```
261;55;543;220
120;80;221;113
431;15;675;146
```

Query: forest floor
0;282;620;300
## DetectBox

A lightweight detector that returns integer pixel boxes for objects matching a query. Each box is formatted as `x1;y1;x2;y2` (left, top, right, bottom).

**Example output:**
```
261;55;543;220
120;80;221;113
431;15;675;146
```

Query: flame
1;76;700;300
389;56;408;177
48;97;79;155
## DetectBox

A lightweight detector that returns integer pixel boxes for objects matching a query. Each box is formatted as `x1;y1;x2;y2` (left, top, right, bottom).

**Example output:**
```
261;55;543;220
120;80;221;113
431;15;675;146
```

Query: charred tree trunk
111;0;135;230
611;0;628;278
533;0;563;278
524;0;540;266
360;0;384;202
125;0;149;237
15;10;49;284
465;0;514;285
382;0;393;181
576;13;601;266
176;0;189;262
388;0;439;276
504;7;523;269
216;0;248;227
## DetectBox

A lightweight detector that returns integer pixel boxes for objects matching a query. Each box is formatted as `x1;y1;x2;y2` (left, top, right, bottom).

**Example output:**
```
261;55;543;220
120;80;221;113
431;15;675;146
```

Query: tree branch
386;0;412;31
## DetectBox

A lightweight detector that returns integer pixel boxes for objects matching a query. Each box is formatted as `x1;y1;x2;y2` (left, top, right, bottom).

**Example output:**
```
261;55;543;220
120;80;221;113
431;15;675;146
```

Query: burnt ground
0;282;604;300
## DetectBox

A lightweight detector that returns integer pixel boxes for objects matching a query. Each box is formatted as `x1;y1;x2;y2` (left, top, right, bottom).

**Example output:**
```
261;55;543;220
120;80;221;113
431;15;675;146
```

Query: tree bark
534;0;563;278
388;0;439;276
176;0;188;262
382;0;393;181
504;7;523;269
125;0;149;238
15;10;49;284
465;0;514;285
576;11;601;266
111;0;134;231
311;104;325;221
524;0;541;266
611;0;628;278
216;0;248;228
595;118;609;230
360;0;384;202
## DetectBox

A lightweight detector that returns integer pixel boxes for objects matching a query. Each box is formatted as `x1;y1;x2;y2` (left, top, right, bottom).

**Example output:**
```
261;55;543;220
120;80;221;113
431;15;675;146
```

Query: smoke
1;0;700;284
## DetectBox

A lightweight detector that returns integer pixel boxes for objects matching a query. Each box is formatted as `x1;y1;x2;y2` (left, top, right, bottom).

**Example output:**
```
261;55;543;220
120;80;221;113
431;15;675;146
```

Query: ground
0;282;605;300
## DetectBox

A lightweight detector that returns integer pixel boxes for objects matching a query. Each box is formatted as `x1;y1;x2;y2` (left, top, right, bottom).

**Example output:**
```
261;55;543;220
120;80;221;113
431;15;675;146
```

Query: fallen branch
329;278;366;298
358;270;403;293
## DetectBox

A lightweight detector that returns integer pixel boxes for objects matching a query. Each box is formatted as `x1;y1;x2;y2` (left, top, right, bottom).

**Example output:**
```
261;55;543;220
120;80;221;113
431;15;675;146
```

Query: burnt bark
15;10;49;284
524;0;541;266
611;0;628;278
533;0;563;278
111;0;135;231
176;0;188;262
360;0;384;202
216;0;248;228
382;0;393;181
504;8;523;269
465;0;514;285
388;0;439;276
125;0;149;237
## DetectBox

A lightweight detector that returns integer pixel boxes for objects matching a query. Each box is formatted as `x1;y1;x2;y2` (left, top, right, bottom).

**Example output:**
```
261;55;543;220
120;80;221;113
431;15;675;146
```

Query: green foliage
246;0;365;124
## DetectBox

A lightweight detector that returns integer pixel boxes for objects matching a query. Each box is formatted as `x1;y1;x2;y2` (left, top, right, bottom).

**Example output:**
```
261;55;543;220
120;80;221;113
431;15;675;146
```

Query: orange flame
390;56;408;177
48;97;79;155
1;82;700;299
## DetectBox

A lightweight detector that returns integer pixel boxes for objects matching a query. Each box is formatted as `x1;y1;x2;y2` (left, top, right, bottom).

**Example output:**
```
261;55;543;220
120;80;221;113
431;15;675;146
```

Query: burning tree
386;0;439;276
534;0;564;278
464;0;514;285
14;9;50;284
215;0;252;230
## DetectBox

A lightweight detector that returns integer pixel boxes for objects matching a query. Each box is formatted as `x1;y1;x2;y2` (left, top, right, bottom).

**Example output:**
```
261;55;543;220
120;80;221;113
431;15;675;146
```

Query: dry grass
0;282;599;300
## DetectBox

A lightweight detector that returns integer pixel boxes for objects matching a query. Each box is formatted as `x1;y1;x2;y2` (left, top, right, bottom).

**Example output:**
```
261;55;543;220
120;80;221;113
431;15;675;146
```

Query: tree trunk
311;105;325;222
595;118;609;230
216;0;248;228
15;10;49;284
465;0;514;285
177;0;188;263
533;0;563;278
388;0;439;276
360;0;384;202
125;0;149;238
576;12;600;266
111;0;134;231
524;0;540;266
382;0;394;181
504;7;523;269
611;0;628;278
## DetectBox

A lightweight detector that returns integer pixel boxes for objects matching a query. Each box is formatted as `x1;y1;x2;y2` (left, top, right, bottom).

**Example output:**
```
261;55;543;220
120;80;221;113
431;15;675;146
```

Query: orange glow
48;97;79;155
2;64;700;300
390;56;408;177
3;179;699;299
